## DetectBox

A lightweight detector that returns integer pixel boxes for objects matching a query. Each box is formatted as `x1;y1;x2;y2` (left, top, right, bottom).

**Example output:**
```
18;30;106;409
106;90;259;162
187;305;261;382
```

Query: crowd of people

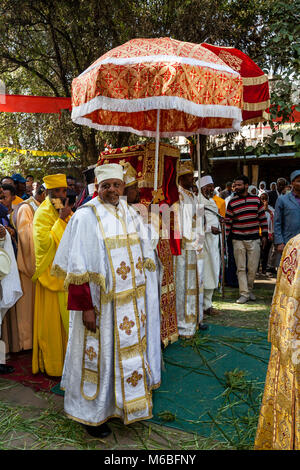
0;163;299;445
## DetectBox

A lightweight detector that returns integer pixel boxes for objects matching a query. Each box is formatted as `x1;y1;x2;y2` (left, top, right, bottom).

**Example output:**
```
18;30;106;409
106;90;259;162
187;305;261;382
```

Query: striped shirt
226;194;268;240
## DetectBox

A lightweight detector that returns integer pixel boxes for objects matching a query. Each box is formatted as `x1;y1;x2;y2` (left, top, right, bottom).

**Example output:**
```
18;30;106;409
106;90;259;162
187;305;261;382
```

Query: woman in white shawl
0;226;22;374
258;181;267;196
249;185;259;196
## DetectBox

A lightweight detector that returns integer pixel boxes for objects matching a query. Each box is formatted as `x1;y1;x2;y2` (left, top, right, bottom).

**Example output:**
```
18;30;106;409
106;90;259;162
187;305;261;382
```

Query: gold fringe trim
101;290;114;304
242;75;268;86
115;285;146;307
120;336;147;361
170;333;179;344
63;272;106;291
186;288;197;295
106;233;140;249
151;382;161;391
64;411;122;427
242;111;270;126
66;409;153;427
144;258;156;272
82;368;98;385
243;99;270;111
187;263;196;270
125;397;149;415
51;264;67;279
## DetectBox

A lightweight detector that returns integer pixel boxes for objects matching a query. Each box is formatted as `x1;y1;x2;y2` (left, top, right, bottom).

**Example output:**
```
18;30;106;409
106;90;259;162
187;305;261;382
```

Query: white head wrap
199;175;214;188
94;164;124;184
248;185;259;195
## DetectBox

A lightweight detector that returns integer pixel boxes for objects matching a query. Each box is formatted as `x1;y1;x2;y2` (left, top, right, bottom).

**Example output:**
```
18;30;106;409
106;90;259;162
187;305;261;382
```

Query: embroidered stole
178;186;204;328
82;199;152;423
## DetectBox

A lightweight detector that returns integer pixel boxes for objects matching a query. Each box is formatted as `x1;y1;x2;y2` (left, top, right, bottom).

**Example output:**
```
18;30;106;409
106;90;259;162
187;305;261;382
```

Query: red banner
0;94;71;113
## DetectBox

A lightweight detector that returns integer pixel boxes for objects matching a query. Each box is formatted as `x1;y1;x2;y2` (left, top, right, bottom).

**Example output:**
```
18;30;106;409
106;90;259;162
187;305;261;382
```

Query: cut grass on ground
207;282;274;331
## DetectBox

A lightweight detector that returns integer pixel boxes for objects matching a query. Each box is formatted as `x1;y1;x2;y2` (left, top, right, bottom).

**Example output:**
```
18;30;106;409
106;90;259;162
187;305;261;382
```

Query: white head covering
94;164;124;184
249;185;259;195
199;175;214;188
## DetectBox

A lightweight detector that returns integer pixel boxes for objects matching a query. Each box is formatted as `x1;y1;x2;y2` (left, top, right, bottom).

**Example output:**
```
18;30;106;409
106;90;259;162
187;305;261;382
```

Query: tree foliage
0;0;298;174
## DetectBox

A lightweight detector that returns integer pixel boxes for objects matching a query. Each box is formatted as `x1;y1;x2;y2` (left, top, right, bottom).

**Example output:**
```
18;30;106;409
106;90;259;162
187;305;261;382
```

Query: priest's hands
0;225;6;239
276;243;285;253
211;226;221;235
59;198;73;221
83;309;96;333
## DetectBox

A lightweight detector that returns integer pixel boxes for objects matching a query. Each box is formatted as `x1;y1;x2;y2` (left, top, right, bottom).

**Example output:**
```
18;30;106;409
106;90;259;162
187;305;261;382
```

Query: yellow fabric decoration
255;234;300;450
144;258;156;272
43;174;67;189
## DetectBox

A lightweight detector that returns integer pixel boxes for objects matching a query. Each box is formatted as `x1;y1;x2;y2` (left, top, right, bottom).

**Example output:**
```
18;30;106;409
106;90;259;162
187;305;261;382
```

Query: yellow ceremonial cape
213;194;226;218
12;195;24;208
255;234;300;450
32;196;71;376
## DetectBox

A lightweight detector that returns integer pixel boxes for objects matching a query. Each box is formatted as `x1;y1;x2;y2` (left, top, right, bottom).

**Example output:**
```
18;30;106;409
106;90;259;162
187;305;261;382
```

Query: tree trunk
76;127;99;169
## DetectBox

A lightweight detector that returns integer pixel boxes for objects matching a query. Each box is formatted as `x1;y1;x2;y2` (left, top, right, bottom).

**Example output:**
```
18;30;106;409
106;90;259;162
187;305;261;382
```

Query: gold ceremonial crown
178;160;194;177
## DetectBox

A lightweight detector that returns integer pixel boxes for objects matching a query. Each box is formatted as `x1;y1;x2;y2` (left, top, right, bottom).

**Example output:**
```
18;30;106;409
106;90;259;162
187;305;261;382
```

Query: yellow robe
255;234;300;450
16;200;40;350
32;196;71;376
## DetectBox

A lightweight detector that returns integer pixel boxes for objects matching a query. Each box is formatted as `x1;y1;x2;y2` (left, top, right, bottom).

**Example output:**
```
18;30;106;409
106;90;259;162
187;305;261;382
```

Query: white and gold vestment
175;186;204;337
52;196;161;426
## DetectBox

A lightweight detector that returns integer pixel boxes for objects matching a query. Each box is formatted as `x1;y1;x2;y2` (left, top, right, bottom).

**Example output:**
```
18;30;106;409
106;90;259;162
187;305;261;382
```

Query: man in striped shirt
226;175;268;304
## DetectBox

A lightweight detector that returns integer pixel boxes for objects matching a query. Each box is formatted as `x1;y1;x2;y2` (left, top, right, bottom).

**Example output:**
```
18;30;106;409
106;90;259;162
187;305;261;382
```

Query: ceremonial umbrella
201;43;270;125
71;37;244;190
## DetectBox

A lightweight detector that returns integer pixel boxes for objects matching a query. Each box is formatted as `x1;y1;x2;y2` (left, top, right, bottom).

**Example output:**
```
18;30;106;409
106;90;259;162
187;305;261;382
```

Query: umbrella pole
197;134;201;203
154;109;160;191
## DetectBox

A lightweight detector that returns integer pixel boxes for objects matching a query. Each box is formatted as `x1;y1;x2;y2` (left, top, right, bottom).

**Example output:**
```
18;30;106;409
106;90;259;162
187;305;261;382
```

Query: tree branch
1;53;61;96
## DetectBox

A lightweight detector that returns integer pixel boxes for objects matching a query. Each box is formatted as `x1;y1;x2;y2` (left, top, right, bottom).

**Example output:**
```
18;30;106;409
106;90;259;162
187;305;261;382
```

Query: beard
50;197;66;210
235;187;245;195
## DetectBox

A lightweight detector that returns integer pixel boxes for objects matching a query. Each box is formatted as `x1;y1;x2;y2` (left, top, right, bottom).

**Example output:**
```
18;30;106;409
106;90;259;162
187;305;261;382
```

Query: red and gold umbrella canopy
201;43;270;125
71;37;243;137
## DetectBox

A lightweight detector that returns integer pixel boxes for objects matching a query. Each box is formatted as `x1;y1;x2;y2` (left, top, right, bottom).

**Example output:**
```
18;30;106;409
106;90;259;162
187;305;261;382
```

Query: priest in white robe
52;163;161;438
0;226;23;373
199;175;222;316
174;161;207;338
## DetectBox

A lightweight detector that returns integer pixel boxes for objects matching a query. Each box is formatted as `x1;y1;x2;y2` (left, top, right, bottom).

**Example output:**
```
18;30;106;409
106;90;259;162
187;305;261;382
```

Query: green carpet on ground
150;324;270;448
51;324;270;449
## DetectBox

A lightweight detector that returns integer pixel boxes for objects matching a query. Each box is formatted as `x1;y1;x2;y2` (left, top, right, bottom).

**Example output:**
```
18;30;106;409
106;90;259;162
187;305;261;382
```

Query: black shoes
199;323;209;331
0;364;15;374
84;423;111;438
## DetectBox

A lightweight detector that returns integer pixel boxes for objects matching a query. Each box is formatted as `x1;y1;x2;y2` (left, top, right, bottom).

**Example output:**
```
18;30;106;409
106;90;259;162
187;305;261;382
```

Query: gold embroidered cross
127;370;143;387
119;316;135;335
85;346;97;361
116;261;131;280
136;257;143;274
140;310;146;328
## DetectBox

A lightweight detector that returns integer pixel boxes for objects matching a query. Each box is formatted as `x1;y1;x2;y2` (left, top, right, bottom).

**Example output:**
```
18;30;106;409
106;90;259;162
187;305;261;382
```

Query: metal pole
197;134;201;203
154;109;160;191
